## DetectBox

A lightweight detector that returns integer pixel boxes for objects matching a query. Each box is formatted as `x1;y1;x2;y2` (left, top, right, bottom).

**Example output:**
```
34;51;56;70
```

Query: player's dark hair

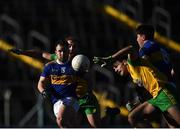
114;55;127;62
135;24;155;40
55;39;69;49
65;36;80;48
65;36;79;42
112;55;127;67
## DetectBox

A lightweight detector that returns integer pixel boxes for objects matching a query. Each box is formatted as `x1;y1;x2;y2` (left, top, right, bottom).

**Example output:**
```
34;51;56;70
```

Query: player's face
55;44;69;62
113;60;128;76
67;39;77;59
136;34;145;48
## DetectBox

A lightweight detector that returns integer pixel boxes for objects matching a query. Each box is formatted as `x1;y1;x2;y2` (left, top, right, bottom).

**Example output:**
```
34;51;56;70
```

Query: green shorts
78;93;100;115
148;86;180;112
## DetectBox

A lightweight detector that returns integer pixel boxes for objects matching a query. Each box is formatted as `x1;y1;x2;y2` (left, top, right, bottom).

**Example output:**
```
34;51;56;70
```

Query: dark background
0;0;180;127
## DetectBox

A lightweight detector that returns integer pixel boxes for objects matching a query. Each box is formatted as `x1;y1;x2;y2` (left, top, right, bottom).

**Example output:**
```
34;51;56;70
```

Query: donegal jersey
139;40;173;82
76;76;88;98
41;61;77;104
127;57;169;98
75;72;93;98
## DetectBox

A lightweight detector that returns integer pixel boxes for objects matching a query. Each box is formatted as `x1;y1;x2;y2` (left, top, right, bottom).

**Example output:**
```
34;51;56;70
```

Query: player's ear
122;60;128;66
142;34;146;41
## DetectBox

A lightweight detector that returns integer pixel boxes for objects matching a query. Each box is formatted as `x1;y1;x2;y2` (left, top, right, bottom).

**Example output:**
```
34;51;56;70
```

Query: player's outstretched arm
93;55;113;67
9;48;54;60
43;53;57;60
9;48;24;55
9;48;43;57
111;45;133;58
93;45;134;67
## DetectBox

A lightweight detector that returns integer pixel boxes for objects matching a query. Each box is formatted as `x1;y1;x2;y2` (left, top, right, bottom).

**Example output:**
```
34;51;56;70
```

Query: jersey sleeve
50;54;57;60
139;42;159;57
41;65;51;77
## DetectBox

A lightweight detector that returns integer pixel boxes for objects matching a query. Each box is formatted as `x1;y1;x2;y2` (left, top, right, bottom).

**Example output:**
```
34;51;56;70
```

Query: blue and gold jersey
139;40;173;82
41;61;77;104
127;57;168;98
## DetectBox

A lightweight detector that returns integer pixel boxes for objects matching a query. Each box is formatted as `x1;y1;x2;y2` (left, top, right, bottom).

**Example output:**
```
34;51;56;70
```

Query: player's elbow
42;52;51;60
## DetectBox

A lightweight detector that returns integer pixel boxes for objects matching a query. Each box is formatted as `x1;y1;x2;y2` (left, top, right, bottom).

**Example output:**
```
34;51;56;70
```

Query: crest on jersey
61;67;66;73
52;69;58;73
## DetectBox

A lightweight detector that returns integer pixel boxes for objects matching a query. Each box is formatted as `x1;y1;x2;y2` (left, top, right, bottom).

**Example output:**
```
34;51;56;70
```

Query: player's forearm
25;50;53;60
37;80;46;93
93;45;134;67
111;45;133;59
9;48;44;57
22;49;43;57
37;78;51;99
42;52;52;60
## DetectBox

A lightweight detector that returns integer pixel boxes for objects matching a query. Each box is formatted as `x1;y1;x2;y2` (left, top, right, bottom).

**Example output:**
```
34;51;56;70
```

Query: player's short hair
115;55;127;62
65;36;79;45
55;39;69;49
112;55;127;67
135;24;155;40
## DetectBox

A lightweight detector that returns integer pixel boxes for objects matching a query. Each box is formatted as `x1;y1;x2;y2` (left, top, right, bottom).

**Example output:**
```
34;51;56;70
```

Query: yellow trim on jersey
76;77;88;98
51;75;76;85
127;58;168;98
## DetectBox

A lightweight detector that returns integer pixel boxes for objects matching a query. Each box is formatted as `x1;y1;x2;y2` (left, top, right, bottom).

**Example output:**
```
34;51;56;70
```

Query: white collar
56;59;63;64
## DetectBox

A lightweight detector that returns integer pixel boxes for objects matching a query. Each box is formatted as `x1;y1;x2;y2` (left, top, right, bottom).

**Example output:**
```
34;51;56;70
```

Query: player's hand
41;90;51;100
93;56;112;67
9;48;23;55
126;102;139;112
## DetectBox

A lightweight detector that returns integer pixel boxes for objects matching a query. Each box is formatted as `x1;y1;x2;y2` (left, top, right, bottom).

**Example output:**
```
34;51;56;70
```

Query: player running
10;36;101;127
37;40;79;128
93;24;178;127
94;45;180;127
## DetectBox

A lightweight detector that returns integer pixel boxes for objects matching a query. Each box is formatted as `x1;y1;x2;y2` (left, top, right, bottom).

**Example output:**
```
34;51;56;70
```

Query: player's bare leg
56;105;79;128
128;101;154;127
86;113;101;127
167;105;180;125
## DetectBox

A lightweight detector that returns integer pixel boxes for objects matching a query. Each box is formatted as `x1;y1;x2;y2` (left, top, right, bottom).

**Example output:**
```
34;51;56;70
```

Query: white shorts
53;97;79;117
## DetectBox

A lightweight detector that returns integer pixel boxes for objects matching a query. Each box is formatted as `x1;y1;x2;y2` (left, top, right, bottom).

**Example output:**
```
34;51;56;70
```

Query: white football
71;54;90;72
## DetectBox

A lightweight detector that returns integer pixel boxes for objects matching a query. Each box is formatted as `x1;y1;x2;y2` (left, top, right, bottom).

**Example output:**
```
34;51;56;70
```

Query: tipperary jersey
139;40;173;82
41;61;77;104
127;57;169;98
48;54;92;98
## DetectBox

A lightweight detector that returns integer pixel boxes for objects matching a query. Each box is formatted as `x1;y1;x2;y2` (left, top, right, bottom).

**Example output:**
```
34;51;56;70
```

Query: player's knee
56;116;64;127
128;113;136;125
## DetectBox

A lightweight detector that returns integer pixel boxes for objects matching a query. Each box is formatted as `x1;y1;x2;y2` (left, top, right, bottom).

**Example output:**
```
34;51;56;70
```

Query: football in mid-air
71;54;90;72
